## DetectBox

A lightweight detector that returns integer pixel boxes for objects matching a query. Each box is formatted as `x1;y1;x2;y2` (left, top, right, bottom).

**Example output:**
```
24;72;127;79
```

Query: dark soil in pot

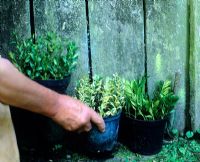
10;75;71;158
65;112;121;156
119;114;167;155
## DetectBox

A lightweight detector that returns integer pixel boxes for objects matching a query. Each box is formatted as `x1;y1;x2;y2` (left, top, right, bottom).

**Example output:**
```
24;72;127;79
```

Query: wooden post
189;0;200;131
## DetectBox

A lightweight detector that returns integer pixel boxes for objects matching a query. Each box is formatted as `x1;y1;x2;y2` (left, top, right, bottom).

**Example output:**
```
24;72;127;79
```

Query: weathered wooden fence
1;0;200;132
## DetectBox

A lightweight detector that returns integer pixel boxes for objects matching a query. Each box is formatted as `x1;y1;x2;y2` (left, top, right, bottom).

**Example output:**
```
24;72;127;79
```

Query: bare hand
51;95;105;133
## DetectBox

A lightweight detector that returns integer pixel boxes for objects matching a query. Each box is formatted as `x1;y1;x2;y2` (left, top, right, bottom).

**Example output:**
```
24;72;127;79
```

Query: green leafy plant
75;74;125;117
9;32;78;80
75;75;103;111
100;75;125;117
124;76;179;120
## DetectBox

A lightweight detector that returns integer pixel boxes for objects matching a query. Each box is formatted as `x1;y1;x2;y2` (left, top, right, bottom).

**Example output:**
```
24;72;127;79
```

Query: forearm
0;58;59;117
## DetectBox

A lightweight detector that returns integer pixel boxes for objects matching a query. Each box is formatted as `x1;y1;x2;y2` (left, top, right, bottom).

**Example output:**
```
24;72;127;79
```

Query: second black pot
119;114;167;155
65;112;121;155
86;112;121;154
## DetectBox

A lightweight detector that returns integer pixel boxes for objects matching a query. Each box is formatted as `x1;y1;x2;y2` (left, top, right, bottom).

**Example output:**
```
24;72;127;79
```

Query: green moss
155;53;162;74
177;89;185;100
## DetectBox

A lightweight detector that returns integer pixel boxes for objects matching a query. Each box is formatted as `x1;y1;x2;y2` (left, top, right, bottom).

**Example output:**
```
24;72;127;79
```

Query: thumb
90;109;105;132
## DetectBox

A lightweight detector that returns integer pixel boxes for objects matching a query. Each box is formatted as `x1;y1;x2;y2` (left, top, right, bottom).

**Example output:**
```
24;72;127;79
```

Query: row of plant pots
8;32;179;158
11;74;179;157
73;75;179;155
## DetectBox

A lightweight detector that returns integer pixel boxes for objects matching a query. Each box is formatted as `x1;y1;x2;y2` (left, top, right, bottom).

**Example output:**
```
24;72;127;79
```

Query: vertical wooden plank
0;0;30;57
34;0;88;95
89;0;145;79
146;0;188;131
189;0;200;131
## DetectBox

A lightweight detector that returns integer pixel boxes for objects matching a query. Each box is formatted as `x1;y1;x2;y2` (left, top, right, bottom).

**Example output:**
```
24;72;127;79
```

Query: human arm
0;58;105;132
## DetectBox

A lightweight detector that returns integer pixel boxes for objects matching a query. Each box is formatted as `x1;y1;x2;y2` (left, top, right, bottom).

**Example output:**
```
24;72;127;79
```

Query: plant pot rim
89;110;121;131
122;113;168;123
34;74;71;82
103;110;122;122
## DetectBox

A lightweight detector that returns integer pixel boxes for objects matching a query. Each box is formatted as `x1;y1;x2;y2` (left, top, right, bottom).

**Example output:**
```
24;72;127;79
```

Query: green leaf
186;131;194;139
196;129;200;134
53;59;58;65
178;147;186;155
26;70;31;77
171;128;179;136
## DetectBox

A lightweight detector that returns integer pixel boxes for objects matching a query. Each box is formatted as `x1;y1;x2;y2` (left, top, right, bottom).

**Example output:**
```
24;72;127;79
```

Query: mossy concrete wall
146;0;188;132
1;0;200;131
89;0;145;79
0;0;30;58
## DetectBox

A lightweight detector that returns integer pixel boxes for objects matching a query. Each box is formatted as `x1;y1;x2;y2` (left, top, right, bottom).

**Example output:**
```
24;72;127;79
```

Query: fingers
77;122;92;133
52;96;105;133
84;122;92;132
89;109;105;132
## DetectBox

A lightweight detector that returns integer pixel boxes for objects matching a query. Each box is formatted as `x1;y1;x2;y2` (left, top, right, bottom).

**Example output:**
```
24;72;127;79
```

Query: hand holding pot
0;58;105;133
51;95;105;133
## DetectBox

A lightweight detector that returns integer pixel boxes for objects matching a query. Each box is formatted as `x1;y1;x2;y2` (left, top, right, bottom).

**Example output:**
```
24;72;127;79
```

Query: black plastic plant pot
10;75;71;156
119;114;167;155
85;112;121;154
34;75;71;146
65;112;121;156
34;75;71;94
